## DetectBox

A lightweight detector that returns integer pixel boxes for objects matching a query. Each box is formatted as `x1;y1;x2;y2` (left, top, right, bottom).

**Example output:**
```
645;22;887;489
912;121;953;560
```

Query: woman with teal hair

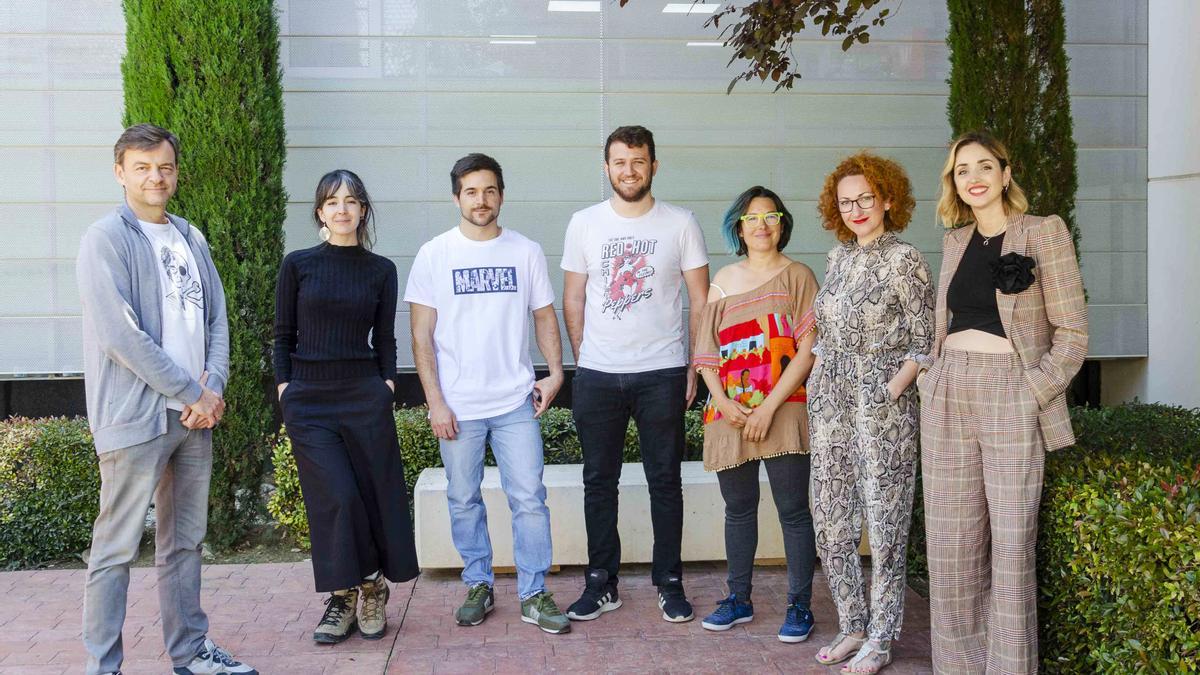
691;186;820;643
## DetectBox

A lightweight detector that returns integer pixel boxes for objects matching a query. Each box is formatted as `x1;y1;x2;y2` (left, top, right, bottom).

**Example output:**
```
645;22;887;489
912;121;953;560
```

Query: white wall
1103;0;1200;407
0;0;1149;375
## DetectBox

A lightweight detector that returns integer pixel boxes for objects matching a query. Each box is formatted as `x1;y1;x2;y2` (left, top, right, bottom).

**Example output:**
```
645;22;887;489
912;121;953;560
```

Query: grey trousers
82;416;212;675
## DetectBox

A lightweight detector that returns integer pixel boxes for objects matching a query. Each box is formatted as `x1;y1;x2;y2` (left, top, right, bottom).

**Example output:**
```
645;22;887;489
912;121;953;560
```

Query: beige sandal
840;640;892;674
814;632;866;665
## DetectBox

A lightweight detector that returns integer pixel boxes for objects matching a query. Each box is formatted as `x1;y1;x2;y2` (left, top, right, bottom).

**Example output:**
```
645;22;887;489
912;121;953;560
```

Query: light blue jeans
438;397;552;600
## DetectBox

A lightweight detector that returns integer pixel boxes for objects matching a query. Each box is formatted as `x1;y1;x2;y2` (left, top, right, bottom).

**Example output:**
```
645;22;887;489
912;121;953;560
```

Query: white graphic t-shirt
404;227;555;421
139;220;205;411
561;199;708;373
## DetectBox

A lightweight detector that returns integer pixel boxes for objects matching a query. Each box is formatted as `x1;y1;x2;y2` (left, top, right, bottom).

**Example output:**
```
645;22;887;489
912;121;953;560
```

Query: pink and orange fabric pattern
693;262;819;471
699;307;815;422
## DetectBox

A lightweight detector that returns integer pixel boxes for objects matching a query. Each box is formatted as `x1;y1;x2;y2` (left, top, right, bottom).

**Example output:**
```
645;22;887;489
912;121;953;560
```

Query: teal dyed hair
721;186;793;256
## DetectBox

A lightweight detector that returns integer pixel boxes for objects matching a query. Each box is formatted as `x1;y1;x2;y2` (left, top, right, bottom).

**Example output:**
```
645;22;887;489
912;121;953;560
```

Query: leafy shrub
907;403;1200;672
0;417;99;569
1038;405;1200;673
266;434;308;550
906;462;927;589
269;405;705;549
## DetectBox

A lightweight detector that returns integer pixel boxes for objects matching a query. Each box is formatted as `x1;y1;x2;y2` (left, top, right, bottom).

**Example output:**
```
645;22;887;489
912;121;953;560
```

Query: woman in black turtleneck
274;169;418;644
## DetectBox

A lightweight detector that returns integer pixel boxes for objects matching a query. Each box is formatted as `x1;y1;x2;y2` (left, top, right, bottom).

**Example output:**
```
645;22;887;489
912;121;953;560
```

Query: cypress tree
121;0;287;547
946;0;1081;258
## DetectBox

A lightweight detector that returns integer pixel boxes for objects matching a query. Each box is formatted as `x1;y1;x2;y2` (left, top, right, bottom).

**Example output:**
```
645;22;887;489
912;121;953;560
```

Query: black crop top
947;229;1007;338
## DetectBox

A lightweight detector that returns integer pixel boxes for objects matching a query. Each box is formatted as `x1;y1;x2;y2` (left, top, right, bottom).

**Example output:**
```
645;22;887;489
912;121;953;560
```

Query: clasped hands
181;371;226;430
715;396;777;443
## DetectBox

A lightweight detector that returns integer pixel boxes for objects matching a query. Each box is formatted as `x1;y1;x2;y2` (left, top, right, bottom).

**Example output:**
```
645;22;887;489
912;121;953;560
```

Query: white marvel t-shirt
404;227;555;421
560;199;708;373
139;220;205;411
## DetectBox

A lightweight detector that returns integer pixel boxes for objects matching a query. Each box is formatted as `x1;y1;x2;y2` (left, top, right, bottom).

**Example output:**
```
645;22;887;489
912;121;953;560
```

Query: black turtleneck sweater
273;242;398;384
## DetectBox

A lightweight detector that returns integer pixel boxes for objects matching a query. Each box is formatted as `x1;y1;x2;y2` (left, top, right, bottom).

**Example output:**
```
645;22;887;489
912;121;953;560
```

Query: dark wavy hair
605;125;656;163
451;153;505;195
312;169;375;250
721;186;793;256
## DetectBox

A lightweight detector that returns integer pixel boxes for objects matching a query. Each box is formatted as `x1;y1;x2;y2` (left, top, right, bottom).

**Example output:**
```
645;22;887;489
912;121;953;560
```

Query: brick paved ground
0;562;931;674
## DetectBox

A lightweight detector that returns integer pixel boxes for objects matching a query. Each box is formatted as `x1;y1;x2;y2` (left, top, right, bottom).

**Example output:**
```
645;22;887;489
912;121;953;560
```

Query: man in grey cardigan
77;124;256;675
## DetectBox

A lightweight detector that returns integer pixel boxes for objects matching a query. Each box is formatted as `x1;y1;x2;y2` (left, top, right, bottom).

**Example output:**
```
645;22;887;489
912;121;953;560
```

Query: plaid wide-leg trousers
919;348;1044;675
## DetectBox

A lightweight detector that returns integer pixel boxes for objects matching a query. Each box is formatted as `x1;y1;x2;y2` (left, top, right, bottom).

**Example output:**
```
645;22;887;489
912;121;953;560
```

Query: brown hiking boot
313;588;358;644
358;574;390;640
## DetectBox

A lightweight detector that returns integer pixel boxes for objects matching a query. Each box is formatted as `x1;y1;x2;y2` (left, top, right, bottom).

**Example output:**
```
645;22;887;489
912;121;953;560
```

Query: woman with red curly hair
807;152;934;673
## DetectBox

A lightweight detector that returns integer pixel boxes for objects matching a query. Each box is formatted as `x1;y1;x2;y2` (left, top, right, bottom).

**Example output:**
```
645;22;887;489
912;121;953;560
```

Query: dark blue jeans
572;366;687;587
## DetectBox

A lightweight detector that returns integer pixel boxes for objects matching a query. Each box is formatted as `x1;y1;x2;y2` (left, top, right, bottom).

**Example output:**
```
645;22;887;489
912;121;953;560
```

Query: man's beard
610;174;652;203
462;207;498;229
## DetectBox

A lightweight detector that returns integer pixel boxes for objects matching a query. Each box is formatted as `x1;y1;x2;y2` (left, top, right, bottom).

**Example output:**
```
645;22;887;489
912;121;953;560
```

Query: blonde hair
936;131;1029;228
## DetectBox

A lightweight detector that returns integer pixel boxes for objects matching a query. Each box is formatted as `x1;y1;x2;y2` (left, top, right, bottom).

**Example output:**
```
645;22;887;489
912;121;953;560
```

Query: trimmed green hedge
908;403;1200;672
0;417;99;570
1038;405;1200;673
267;406;706;550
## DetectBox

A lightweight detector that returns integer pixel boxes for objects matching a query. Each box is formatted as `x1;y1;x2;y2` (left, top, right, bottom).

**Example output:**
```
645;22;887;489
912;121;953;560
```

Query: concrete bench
414;460;870;569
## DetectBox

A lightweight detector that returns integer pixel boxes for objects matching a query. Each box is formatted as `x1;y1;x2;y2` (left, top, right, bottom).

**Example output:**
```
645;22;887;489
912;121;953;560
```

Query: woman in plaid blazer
918;131;1087;674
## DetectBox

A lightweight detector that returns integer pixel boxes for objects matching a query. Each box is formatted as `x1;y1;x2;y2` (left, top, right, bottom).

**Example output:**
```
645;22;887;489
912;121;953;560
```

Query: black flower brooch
990;252;1036;294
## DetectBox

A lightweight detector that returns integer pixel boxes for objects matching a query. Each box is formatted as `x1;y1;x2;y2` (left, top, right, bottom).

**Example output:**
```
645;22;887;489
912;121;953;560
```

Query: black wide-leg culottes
281;375;419;592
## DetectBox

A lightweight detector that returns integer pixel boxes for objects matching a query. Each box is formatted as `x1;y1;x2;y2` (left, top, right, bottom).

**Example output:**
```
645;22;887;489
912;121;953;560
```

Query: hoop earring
319;225;331;242
1003;183;1009;194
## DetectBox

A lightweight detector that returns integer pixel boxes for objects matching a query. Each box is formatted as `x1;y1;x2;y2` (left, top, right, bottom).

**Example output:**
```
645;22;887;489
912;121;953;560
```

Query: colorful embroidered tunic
692;262;819;471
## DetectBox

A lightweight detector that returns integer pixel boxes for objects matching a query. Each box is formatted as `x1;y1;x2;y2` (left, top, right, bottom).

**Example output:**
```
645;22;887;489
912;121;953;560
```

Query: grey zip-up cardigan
76;203;230;453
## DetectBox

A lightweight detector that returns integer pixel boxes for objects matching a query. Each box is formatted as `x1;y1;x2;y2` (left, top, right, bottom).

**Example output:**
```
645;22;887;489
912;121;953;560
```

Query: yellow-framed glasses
739;212;784;227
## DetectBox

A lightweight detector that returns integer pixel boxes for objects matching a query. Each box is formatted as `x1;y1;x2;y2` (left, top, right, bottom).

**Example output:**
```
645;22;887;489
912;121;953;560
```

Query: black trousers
281;376;419;592
716;453;816;603
571;366;687;587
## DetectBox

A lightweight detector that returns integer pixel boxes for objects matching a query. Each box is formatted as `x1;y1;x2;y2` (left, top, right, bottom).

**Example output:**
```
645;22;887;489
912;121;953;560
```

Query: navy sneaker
657;576;694;623
700;593;753;631
778;598;814;643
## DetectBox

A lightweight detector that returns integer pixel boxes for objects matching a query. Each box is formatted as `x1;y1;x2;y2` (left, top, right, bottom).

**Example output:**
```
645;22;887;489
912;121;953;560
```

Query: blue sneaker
700;593;753;631
778;599;814;643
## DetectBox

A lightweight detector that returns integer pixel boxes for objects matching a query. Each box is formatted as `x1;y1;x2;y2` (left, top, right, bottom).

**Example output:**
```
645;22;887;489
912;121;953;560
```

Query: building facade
1;1;1174;410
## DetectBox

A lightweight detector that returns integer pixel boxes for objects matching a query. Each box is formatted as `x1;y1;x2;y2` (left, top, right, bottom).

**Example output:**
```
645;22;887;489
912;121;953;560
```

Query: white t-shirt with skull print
139;220;206;411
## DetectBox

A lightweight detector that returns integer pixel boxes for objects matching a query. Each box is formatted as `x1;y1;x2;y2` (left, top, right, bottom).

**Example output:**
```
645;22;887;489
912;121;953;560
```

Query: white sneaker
172;638;258;675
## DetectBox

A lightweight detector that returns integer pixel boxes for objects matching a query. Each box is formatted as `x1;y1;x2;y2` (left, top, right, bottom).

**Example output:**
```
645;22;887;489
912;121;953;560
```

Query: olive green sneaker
455;582;495;626
521;591;571;634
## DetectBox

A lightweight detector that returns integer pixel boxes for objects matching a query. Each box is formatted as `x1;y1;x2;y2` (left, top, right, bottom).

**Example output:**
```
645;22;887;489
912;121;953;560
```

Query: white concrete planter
414;460;867;570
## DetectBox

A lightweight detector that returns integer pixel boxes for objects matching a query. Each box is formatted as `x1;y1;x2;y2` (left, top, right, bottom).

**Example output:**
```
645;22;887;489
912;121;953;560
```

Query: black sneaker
566;568;622;621
657;577;694;623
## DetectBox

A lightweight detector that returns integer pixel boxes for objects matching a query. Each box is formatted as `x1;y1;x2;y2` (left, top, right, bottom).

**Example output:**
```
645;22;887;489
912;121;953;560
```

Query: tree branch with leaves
619;0;894;93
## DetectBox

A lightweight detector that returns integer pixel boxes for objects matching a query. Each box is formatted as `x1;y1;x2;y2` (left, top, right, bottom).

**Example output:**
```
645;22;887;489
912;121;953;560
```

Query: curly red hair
817;152;916;243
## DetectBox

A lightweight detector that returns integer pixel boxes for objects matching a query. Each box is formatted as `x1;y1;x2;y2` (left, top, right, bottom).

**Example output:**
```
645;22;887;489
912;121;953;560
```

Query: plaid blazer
931;213;1088;451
